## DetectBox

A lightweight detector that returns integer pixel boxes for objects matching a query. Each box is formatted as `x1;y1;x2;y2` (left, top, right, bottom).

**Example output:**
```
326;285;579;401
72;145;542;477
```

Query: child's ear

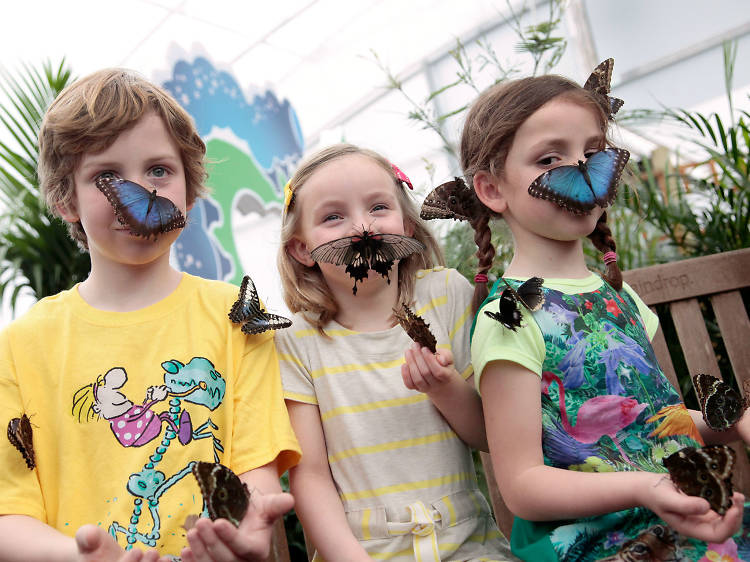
56;199;79;223
287;237;315;267
473;171;508;214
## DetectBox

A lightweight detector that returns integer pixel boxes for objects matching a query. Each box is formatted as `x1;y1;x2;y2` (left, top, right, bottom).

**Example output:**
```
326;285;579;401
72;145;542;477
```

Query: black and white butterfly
95;176;186;240
484;277;545;331
309;229;426;295
583;58;624;120
228;275;292;334
420;177;480;223
694;373;750;432
7;414;34;470
192;461;250;527
528;148;630;215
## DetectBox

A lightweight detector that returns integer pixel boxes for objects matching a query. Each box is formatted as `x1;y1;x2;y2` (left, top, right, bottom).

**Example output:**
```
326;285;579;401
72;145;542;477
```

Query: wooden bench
481;247;750;539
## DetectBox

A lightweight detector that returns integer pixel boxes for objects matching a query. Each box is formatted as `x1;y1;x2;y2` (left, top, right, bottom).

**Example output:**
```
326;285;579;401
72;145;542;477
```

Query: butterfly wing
484;287;523;331
7;414;34;470
528;164;597;214
309;236;359;266
241;312;292;335
693;373;746;431
516;277;545;311
420;178;477;222
228;275;292;333
394;304;437;353
583;148;630;208
192;461;250;526
664;445;735;515
583;58;614;95
95;177;185;239
369;233;426;280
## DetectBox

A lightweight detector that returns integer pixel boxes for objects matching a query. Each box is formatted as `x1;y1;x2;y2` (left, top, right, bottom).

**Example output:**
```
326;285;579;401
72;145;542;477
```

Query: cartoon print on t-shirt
71;356;227;552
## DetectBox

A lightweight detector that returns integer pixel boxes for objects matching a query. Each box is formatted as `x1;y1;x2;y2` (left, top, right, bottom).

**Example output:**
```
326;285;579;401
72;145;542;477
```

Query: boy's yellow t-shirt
0;273;300;555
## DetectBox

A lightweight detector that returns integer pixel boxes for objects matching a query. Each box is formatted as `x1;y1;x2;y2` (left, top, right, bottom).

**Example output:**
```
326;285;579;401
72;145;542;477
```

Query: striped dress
278;268;514;561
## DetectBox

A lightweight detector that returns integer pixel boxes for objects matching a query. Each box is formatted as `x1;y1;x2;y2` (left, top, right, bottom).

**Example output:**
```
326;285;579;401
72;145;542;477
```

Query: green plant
0;59;89;313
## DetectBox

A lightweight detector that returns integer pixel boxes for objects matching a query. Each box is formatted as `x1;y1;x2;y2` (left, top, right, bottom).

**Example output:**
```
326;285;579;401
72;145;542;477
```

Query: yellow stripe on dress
278;352;304;367
340;472;475;501
328;430;458;464
362;508;372;540
449;302;473;341
283;390;318;404
310;357;405;379
321;394;428;422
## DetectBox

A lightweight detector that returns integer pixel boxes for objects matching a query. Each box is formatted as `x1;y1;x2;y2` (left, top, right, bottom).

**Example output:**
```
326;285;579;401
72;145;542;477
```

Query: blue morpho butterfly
95;176;186;239
228;275;292;334
527;148;630;215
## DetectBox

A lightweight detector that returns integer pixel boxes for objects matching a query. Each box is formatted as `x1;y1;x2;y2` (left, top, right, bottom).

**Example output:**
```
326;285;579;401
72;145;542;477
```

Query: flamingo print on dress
542;371;647;466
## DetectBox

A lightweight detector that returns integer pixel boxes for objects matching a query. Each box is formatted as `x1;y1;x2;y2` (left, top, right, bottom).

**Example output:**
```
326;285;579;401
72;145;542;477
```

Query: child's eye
371;203;388;212
150;166;169;178
96;171;118;181
584;150;600;159
537;156;557;166
323;213;341;222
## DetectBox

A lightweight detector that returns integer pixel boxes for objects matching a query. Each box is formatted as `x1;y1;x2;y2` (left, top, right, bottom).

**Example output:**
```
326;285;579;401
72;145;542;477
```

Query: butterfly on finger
7;414;35;470
228;275;292;334
484;277;545;332
583;58;624;120
694;372;750;431
95;176;186;240
527;148;630;215
394;304;437;353
309;229;425;295
191;461;250;527
663;444;736;515
420;177;481;223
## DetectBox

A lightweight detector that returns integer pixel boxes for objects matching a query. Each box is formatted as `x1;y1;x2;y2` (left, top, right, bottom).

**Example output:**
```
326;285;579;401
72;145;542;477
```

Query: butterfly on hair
309;228;426;295
191;461;251;527
228;275;292;334
420;177;481;223
663;444;735;515
95;176;186;240
393;304;437;353
583;58;624;120
7;413;35;470
484;277;545;332
693;373;750;432
527;148;630;216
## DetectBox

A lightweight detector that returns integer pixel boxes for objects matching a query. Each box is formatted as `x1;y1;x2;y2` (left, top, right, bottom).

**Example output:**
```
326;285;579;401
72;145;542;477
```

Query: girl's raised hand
643;473;743;543
401;343;460;396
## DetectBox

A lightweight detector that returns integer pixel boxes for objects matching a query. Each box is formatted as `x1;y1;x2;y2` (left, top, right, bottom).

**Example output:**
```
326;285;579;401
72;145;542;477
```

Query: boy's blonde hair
278;144;444;334
38;68;208;249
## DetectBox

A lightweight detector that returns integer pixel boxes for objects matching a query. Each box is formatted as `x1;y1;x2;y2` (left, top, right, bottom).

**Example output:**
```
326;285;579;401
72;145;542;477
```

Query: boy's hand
76;525;160;562
177;491;294;562
401;343;461;397
643;474;743;542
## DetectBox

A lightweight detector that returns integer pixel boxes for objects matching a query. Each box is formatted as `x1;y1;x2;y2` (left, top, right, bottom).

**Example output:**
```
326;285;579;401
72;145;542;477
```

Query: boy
0;69;300;562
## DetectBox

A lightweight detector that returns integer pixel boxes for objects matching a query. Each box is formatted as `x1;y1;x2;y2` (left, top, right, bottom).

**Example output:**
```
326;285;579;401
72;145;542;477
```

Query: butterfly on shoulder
596;524;679;562
191;461;250;527
583;58;624;120
228;275;292;334
7;414;35;470
309;229;426;295
693;373;750;431
484;277;545;332
393;304;437;353
663;444;736;515
95;176;186;240
420;177;481;223
527;148;630;215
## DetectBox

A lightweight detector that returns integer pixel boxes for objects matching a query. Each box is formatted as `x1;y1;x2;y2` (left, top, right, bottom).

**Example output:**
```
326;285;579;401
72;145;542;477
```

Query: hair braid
470;212;496;313
587;211;622;291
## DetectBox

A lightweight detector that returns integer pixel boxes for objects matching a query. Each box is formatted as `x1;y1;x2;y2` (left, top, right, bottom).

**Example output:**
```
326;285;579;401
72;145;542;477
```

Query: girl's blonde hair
278;144;444;334
38;68;208;249
460;75;623;309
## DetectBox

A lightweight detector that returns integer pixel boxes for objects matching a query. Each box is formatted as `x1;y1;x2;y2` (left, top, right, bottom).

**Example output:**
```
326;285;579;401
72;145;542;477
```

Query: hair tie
474;273;488;284
603;251;617;265
391;163;413;190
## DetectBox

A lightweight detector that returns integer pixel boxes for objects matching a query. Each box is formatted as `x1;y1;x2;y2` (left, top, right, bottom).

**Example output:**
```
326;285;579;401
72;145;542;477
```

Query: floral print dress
475;277;750;562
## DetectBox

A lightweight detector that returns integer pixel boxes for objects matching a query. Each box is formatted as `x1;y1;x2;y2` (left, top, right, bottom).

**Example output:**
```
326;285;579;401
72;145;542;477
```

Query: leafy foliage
0;59;89;313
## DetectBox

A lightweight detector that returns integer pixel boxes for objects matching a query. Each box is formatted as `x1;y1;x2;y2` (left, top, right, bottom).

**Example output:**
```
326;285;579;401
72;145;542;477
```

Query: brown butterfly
394;304;437;353
192;461;250;527
694;373;750;431
596;524;680;561
663;444;735;515
583;58;624;120
7;414;35;470
420;177;482;222
484;277;545;331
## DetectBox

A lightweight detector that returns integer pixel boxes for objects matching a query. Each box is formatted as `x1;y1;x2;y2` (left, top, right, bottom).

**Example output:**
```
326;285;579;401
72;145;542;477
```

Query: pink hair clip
602;251;617;265
391;163;413;190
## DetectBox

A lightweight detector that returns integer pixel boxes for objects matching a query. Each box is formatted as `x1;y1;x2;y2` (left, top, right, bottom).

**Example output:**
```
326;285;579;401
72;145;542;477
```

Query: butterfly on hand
192;461;250;527
309;229;426;295
7;414;34;470
663;444;736;515
228;275;292;334
394;304;437;353
420;177;480;223
694;373;750;432
484;277;544;332
583;58;624;120
527;148;630;215
95;176;186;240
